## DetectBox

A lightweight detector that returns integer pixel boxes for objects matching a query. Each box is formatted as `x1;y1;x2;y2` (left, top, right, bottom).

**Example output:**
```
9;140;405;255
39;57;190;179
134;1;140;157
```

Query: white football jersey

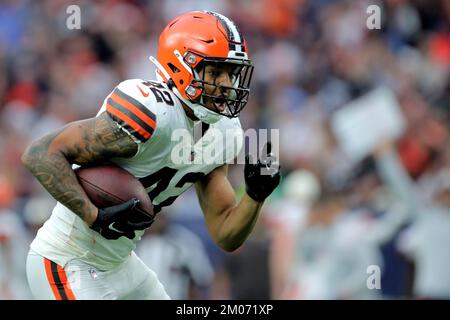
30;79;243;270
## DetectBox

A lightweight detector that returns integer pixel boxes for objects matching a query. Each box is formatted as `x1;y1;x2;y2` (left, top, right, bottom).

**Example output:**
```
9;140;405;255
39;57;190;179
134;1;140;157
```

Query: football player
22;11;280;300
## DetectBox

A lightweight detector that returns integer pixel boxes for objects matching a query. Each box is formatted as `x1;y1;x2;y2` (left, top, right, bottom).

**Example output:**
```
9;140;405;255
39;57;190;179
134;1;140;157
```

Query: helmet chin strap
149;56;222;124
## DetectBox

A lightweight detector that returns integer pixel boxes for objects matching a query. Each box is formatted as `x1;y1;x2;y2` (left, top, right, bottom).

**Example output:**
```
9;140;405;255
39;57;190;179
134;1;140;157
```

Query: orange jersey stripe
107;103;152;140
44;258;62;300
110;92;156;130
57;265;76;300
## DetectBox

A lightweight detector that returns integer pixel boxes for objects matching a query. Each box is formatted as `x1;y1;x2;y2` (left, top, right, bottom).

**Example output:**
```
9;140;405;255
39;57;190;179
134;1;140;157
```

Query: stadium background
0;0;449;299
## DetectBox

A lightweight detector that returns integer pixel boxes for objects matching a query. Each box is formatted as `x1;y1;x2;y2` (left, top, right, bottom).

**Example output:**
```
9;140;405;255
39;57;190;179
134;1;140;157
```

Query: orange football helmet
150;11;254;123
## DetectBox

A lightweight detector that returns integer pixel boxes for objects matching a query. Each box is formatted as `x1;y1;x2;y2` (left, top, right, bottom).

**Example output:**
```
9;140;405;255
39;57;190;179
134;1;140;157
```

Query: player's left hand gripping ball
245;142;281;202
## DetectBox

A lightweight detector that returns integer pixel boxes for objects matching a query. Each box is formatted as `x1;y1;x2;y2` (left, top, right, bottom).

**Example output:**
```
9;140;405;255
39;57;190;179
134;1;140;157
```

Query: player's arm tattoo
21;112;138;223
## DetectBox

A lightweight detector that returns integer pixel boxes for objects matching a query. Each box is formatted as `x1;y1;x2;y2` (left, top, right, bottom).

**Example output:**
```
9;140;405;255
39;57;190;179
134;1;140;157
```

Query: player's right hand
90;198;153;240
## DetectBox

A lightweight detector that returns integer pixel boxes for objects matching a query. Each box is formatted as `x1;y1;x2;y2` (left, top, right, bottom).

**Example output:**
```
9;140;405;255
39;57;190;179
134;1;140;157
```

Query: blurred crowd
0;0;449;299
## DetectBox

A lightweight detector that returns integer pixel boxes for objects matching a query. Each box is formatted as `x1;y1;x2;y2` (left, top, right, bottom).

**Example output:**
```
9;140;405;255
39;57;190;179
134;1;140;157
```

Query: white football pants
26;249;170;300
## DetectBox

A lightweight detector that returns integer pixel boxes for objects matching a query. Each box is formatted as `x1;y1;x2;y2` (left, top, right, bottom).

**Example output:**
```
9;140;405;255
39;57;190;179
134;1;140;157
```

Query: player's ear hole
168;63;180;73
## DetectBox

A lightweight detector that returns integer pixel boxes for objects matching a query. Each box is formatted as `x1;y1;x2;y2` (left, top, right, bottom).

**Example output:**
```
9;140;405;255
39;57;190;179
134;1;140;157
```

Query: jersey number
142;81;174;106
139;167;205;212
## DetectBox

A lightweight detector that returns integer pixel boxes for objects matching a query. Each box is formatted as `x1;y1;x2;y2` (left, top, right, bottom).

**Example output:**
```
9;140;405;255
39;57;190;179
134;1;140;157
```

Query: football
74;163;154;223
